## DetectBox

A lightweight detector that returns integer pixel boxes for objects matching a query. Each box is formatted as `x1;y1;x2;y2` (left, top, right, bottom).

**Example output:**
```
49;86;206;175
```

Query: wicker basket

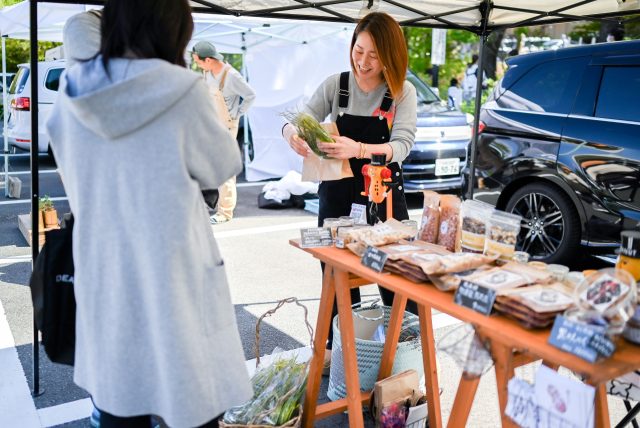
220;297;313;428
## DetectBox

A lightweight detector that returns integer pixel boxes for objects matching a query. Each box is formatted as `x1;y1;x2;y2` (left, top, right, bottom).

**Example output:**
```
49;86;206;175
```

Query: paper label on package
461;230;485;252
520;289;573;308
387;244;421;252
485;239;516;261
373;224;394;235
350;203;367;225
472;270;526;290
579;273;630;313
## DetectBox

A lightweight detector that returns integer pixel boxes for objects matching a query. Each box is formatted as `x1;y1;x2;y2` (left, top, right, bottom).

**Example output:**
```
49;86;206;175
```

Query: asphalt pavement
0;155;629;427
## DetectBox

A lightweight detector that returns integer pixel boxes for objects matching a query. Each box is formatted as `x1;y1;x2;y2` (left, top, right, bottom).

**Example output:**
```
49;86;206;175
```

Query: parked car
403;71;472;192
463;40;640;264
6;59;65;155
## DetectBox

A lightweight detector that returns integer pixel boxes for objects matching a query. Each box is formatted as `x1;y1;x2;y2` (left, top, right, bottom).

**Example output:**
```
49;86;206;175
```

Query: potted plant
40;196;58;228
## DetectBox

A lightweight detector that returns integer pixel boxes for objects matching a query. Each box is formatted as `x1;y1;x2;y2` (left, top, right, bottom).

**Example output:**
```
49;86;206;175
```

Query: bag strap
219;65;231;91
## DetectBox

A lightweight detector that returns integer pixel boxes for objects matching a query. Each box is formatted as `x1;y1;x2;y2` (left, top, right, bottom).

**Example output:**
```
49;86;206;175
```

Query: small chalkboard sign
361;246;388;273
300;227;333;248
548;315;615;362
453;280;497;316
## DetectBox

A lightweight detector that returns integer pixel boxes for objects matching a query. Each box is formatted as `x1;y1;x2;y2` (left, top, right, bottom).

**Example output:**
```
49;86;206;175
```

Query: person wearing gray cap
192;40;256;224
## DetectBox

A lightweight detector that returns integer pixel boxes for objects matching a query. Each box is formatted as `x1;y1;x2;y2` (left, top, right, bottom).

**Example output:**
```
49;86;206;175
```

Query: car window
9;67;29;94
595;66;640;123
45;67;64;91
497;57;587;114
406;71;439;104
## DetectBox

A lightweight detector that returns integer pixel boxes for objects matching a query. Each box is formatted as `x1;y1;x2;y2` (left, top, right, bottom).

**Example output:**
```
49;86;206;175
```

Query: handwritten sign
454;280;497;316
548;315;615;362
350;203;368;225
361;246;388;273
300;227;333;248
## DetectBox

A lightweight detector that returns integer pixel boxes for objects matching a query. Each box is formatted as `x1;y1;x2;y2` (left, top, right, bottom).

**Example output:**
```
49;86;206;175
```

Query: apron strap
338;71;393;113
380;90;393;112
338;71;350;109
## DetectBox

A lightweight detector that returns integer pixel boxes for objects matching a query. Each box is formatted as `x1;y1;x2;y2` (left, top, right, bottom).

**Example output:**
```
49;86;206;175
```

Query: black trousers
97;408;222;428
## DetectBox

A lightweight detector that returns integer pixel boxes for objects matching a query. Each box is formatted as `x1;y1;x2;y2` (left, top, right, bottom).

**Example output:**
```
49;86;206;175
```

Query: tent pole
29;0;42;397
2;35;8;198
466;0;490;201
241;32;249;166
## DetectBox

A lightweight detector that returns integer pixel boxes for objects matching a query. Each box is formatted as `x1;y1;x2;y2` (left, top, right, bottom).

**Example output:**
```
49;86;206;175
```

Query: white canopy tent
0;4;353;188
21;0;640;395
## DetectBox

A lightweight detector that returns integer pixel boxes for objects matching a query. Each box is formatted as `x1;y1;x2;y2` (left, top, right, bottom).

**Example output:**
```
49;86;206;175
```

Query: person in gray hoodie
46;1;252;426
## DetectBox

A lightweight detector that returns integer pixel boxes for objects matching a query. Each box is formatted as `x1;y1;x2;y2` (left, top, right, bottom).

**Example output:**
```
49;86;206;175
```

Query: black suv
463;40;640;264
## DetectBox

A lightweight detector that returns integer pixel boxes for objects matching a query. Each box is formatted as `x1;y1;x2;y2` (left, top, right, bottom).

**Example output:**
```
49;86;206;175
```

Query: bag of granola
419;191;440;243
460;199;494;253
436;195;461;252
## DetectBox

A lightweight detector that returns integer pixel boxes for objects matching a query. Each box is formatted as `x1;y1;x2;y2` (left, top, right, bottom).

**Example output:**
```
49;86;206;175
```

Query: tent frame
26;0;640;396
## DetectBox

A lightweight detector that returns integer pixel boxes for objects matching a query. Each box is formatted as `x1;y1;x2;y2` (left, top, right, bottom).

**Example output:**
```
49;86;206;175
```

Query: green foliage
404;27;477;98
569;21;600;41
39;195;54;211
459;78;497;115
624;15;640;39
4;39;62;72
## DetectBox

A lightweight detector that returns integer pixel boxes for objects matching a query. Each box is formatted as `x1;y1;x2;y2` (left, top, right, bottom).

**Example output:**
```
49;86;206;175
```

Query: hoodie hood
62;57;200;139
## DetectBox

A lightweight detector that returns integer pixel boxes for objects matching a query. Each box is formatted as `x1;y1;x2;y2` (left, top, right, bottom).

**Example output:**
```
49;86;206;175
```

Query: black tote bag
30;214;75;366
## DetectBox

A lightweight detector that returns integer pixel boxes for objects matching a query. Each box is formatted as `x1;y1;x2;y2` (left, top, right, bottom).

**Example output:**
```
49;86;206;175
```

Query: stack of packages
495;283;575;328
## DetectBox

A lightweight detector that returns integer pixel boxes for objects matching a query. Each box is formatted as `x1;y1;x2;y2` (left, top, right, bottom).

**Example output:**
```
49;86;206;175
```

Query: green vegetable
281;111;334;157
223;355;309;426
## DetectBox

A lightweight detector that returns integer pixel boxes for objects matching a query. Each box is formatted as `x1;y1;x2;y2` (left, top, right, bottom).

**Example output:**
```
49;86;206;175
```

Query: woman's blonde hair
350;12;408;100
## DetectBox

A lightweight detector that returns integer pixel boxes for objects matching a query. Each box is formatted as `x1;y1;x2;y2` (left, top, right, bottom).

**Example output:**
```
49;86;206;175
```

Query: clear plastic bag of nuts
460;199;494;253
483;211;522;262
436;195;461;252
419;190;440;243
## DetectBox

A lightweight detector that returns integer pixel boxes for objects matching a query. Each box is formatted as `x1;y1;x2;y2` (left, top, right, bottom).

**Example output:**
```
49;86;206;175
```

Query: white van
6;59;65;155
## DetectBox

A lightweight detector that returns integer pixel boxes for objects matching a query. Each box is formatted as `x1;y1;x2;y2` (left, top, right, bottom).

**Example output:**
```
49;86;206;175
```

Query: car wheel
505;183;580;264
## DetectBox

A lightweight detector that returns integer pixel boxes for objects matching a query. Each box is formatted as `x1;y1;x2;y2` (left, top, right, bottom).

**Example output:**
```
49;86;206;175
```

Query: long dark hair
100;0;193;69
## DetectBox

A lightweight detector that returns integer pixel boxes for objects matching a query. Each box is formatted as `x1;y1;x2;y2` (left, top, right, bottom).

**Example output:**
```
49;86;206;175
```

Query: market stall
292;239;640;427
25;0;640;418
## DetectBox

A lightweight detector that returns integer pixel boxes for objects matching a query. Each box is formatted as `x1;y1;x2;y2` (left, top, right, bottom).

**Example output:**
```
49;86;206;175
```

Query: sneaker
89;406;100;428
210;214;230;224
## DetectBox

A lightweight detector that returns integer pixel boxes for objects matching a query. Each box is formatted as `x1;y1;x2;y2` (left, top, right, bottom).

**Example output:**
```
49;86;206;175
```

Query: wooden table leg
335;267;365;428
302;265;336;428
418;304;443;428
492;342;517;428
446;374;481;428
593;383;611;428
377;293;407;380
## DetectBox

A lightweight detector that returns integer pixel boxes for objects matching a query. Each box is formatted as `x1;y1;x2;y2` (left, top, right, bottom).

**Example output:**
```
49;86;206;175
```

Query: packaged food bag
460;199;494;253
436;195;461;252
484;211;522;262
419;191;440;243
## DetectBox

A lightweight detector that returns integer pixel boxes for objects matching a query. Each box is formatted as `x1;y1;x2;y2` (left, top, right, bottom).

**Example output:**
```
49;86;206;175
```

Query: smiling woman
281;11;419;359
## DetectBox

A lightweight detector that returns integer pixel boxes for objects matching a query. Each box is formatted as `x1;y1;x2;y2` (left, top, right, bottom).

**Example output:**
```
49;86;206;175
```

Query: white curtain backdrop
243;28;352;181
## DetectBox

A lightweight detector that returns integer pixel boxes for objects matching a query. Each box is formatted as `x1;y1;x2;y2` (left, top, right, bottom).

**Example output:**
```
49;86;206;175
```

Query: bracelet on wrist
358;142;366;159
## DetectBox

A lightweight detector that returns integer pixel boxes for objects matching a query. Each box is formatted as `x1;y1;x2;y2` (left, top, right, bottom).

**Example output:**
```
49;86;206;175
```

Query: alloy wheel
509;192;565;260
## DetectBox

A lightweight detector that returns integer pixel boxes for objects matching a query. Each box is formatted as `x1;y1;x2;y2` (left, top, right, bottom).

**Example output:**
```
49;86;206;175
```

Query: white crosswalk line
0;300;40;427
37;398;93;427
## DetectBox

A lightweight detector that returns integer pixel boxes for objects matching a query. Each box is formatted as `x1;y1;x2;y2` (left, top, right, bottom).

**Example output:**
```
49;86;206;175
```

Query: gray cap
191;41;224;61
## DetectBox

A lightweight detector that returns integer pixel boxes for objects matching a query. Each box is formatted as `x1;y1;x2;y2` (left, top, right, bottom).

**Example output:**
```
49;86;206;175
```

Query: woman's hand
283;123;311;157
318;135;359;159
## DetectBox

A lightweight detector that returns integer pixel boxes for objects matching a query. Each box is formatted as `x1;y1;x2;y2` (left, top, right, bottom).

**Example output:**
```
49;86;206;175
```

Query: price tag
548;315;615;362
361;246;388;273
300;227;333;248
350;203;367;225
453;280;497;316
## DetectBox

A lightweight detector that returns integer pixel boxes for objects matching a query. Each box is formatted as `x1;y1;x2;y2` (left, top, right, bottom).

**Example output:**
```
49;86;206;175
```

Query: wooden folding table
291;240;640;428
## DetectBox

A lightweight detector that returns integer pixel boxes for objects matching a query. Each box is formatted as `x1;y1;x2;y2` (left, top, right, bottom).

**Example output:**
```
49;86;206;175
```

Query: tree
482;29;505;80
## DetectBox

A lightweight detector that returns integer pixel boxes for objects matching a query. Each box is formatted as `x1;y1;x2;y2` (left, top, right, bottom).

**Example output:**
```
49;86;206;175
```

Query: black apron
318;72;409;227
